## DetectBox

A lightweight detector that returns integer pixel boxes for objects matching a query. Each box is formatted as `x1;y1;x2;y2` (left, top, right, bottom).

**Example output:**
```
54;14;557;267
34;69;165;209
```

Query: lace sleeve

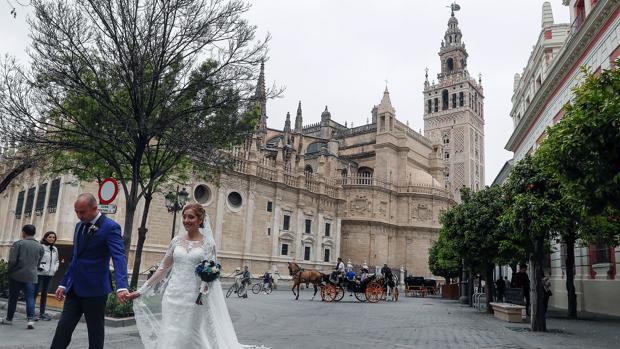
138;238;177;295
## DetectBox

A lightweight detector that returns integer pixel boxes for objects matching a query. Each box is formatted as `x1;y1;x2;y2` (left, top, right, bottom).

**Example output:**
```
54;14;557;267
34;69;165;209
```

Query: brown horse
288;261;323;300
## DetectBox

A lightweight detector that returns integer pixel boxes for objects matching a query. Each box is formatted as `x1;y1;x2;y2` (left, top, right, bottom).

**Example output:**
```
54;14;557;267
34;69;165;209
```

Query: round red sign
98;178;119;205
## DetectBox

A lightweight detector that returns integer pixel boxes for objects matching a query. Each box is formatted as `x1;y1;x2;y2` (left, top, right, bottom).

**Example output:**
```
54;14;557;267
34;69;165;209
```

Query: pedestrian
513;264;531;316
35;231;60;321
1;224;45;329
495;276;506;302
542;272;552;315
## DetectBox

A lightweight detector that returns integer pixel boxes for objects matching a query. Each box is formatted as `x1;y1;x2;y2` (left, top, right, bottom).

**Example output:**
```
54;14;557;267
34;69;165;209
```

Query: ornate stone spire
321;105;331;124
254;60;267;132
438;9;468;80
283;112;292;146
294;101;303;133
377;86;394;114
541;1;554;28
284;112;291;132
443;11;463;48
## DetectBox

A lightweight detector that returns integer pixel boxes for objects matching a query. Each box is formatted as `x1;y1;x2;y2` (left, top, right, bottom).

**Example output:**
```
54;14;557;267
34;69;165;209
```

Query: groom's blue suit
60;214;128;296
51;213;128;349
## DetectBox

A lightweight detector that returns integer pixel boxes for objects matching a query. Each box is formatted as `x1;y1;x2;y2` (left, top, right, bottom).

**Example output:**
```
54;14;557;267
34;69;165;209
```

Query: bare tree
0;0;269;287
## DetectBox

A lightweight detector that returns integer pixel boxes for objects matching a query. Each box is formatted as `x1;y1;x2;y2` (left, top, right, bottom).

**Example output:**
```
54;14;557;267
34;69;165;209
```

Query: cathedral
0;11;483;281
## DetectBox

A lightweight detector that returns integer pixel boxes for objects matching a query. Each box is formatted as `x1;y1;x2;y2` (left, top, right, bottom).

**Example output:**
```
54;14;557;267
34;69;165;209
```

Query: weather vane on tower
447;1;461;15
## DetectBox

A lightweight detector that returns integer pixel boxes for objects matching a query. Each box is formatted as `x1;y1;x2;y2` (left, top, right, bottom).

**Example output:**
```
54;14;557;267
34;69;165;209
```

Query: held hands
124;291;141;301
55;287;66;301
117;290;130;304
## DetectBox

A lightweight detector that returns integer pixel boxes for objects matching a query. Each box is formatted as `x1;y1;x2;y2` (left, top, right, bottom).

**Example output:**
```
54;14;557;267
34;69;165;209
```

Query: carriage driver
333;257;346;282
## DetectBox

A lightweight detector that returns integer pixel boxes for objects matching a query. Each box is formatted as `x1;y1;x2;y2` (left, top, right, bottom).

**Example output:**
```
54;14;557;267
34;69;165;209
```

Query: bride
127;203;266;349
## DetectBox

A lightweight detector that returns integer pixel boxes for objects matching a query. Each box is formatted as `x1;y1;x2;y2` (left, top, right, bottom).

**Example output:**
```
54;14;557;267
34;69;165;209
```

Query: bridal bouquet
194;260;221;305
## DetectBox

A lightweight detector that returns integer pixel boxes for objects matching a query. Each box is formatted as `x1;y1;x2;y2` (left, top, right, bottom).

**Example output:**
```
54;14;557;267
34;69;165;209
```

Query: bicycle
226;276;248;298
251;281;273;294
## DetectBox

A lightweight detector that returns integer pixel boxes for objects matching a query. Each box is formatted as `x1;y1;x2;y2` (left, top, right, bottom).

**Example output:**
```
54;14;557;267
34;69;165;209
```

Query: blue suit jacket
60;215;128;297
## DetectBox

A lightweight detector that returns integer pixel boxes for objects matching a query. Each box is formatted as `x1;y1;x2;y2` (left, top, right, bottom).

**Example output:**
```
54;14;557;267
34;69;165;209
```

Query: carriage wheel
365;282;384;303
354;291;366;302
391;287;400;302
334;286;345;302
321;284;336;302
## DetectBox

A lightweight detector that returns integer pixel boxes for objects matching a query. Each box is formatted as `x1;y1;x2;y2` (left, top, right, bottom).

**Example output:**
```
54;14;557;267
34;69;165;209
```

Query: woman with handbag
35;231;59;321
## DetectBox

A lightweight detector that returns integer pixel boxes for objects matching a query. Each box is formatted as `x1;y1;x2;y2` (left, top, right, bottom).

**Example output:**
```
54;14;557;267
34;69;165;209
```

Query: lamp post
165;186;189;240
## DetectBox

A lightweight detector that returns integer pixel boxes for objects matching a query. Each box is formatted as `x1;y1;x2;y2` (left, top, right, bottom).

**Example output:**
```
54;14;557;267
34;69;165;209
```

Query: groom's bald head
75;193;99;223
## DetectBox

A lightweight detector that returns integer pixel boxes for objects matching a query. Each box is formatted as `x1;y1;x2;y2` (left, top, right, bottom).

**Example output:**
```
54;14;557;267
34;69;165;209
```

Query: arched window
447;58;454;73
306;142;326;154
442;90;449;110
304;165;313;175
358;167;373;177
357;167;373;185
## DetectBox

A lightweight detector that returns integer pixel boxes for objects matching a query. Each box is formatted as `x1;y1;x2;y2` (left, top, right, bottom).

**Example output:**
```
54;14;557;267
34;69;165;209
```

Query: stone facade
0;12;488;282
503;0;620;317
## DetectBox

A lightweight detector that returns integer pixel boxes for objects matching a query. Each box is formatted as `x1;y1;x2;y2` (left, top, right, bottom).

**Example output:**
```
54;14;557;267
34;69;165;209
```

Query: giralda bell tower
423;6;485;201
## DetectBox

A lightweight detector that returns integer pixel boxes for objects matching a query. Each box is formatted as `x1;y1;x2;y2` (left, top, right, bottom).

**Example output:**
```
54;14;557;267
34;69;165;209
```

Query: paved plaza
1;288;618;349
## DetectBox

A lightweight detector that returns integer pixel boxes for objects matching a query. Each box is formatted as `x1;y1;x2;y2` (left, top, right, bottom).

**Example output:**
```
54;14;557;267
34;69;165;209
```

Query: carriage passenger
346;270;356;281
359;267;369;283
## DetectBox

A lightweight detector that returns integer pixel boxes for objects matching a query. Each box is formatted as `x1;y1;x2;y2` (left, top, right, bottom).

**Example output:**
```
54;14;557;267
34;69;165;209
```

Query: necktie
78;223;92;251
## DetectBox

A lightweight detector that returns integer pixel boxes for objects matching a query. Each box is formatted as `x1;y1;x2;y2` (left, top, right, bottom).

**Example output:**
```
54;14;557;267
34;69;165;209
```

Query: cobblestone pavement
1;288;618;349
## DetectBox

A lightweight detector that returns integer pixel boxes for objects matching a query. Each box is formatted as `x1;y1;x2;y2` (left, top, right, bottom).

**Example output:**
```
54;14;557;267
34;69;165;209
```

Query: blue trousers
35;275;53;315
6;278;35;321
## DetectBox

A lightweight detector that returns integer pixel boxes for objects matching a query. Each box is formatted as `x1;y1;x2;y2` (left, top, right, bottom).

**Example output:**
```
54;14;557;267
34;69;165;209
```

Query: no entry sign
98;178;119;205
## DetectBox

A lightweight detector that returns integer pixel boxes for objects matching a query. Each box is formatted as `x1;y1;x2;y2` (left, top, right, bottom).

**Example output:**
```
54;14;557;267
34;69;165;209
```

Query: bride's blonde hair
182;203;206;228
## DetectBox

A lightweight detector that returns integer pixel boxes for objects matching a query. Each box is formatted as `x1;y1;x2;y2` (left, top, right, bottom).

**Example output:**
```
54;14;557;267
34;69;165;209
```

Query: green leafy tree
535;63;620;319
438;186;512;312
428;233;460;285
502;155;565;332
540;63;620;218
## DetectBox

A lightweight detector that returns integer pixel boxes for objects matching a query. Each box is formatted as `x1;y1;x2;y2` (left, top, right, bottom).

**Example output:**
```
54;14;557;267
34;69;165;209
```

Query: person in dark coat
495;277;506;302
1;225;45;329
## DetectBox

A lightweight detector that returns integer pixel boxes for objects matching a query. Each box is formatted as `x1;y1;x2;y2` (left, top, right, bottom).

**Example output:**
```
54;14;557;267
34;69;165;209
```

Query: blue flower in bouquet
195;260;222;283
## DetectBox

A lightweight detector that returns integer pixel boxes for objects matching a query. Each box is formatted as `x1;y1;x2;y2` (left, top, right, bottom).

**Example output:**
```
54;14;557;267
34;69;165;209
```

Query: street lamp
165;186;190;240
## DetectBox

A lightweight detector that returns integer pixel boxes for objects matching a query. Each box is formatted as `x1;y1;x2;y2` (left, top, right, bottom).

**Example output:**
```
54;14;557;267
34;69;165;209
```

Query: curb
0;298;136;327
0;298;62;320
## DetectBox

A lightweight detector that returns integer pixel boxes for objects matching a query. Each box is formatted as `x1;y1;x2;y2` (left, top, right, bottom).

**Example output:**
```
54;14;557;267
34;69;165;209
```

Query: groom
50;193;129;349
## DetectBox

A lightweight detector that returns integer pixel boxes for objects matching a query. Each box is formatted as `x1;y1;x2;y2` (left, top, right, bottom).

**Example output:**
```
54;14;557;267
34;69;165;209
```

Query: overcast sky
0;0;570;184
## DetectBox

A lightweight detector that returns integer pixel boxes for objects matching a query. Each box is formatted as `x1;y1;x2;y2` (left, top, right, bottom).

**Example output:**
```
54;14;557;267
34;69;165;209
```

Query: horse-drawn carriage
404;276;438;297
287;261;399;303
320;272;399;303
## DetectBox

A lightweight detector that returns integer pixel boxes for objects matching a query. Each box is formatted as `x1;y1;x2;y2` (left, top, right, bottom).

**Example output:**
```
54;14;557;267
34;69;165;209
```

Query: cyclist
262;271;271;294
237;266;251;298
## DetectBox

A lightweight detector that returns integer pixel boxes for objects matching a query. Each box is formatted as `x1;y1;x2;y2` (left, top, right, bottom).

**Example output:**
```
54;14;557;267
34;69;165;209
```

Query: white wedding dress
134;216;266;349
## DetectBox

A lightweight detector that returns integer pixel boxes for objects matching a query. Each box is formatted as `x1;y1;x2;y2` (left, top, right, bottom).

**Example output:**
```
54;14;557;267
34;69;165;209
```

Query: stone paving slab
1;290;618;349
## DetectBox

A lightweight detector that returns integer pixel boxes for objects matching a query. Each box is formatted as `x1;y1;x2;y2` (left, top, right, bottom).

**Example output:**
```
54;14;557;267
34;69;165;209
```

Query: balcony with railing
226;153;453;202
